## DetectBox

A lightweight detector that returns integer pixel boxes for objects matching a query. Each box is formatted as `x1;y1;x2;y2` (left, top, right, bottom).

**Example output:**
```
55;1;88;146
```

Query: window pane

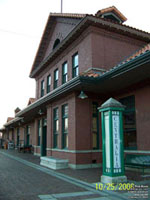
41;80;44;89
92;117;97;132
76;66;79;76
64;118;68;132
74;54;78;67
62;63;68;84
55;108;58;118
47;75;51;85
28;126;31;134
55;70;58;80
65;74;68;82
66;134;68;148
62;104;68;148
64;105;68;116
56;120;59;132
93;133;97;148
63;63;67;74
93;104;97;114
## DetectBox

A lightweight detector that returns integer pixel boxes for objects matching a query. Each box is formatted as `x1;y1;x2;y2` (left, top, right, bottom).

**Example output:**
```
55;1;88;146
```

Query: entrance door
41;118;47;156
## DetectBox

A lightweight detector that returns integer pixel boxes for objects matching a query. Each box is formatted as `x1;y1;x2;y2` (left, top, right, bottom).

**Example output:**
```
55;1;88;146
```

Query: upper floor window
54;69;59;89
47;75;51;93
72;53;79;78
53;38;60;50
62;62;68;84
41;80;44;97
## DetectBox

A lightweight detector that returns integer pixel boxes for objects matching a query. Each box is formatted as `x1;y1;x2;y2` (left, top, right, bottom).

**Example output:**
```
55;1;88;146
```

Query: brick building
1;6;150;169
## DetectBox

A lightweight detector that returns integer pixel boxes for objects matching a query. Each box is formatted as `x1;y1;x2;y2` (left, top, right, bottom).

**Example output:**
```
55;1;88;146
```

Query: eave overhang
16;77;82;119
12;50;150;125
6;51;150;128
4;117;23;128
30;15;150;78
82;51;150;94
0;127;6;133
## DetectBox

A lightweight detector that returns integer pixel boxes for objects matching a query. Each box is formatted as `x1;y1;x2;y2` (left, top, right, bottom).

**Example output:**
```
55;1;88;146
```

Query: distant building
1;6;150;169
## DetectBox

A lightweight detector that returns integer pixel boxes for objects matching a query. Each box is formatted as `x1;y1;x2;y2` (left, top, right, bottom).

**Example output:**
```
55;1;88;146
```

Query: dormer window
102;13;121;23
53;38;60;49
95;6;127;24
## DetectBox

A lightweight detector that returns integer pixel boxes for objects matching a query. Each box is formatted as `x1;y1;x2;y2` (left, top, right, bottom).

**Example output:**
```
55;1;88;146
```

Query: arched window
53;38;60;50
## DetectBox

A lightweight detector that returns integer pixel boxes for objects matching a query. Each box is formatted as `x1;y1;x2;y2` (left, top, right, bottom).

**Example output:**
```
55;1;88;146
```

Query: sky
0;0;150;127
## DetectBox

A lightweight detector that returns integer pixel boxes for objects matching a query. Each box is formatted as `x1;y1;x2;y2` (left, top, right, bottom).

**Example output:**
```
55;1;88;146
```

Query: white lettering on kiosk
112;112;121;172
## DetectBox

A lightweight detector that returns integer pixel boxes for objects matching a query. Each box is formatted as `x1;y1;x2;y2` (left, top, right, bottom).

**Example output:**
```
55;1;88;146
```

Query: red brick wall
75;98;91;150
135;85;150;150
35;25;146;99
46;93;76;151
114;83;150;151
91;26;146;71
35;32;92;99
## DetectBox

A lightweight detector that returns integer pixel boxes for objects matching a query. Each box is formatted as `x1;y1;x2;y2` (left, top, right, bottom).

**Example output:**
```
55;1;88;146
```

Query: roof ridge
49;13;86;17
92;15;150;35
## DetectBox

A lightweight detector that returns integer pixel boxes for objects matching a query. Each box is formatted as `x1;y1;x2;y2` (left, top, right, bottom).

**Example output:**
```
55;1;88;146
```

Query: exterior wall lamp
78;91;88;99
38;109;44;115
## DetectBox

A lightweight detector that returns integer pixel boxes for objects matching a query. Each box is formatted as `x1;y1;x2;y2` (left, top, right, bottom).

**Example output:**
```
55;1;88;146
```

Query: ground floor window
120;95;137;150
12;129;14;141
53;107;59;148
26;126;30;146
62;104;68;149
38;120;41;146
92;102;99;149
17;128;20;146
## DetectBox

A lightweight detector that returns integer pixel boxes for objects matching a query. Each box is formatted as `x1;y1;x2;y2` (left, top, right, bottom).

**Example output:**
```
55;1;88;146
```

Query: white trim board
46;148;102;153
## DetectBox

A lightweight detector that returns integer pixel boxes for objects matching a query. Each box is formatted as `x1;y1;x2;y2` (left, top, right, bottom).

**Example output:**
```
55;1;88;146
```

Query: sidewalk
0;149;150;200
2;149;150;183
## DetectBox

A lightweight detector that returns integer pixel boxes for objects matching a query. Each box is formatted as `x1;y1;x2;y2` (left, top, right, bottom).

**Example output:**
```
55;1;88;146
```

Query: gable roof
7;117;14;122
30;13;85;77
30;12;150;78
28;98;36;106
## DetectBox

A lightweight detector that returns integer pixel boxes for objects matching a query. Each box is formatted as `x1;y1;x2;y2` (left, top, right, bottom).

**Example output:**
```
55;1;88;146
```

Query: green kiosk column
98;98;127;184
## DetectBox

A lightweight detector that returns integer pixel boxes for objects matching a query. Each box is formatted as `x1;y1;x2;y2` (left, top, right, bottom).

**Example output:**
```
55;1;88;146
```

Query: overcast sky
0;0;150;127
